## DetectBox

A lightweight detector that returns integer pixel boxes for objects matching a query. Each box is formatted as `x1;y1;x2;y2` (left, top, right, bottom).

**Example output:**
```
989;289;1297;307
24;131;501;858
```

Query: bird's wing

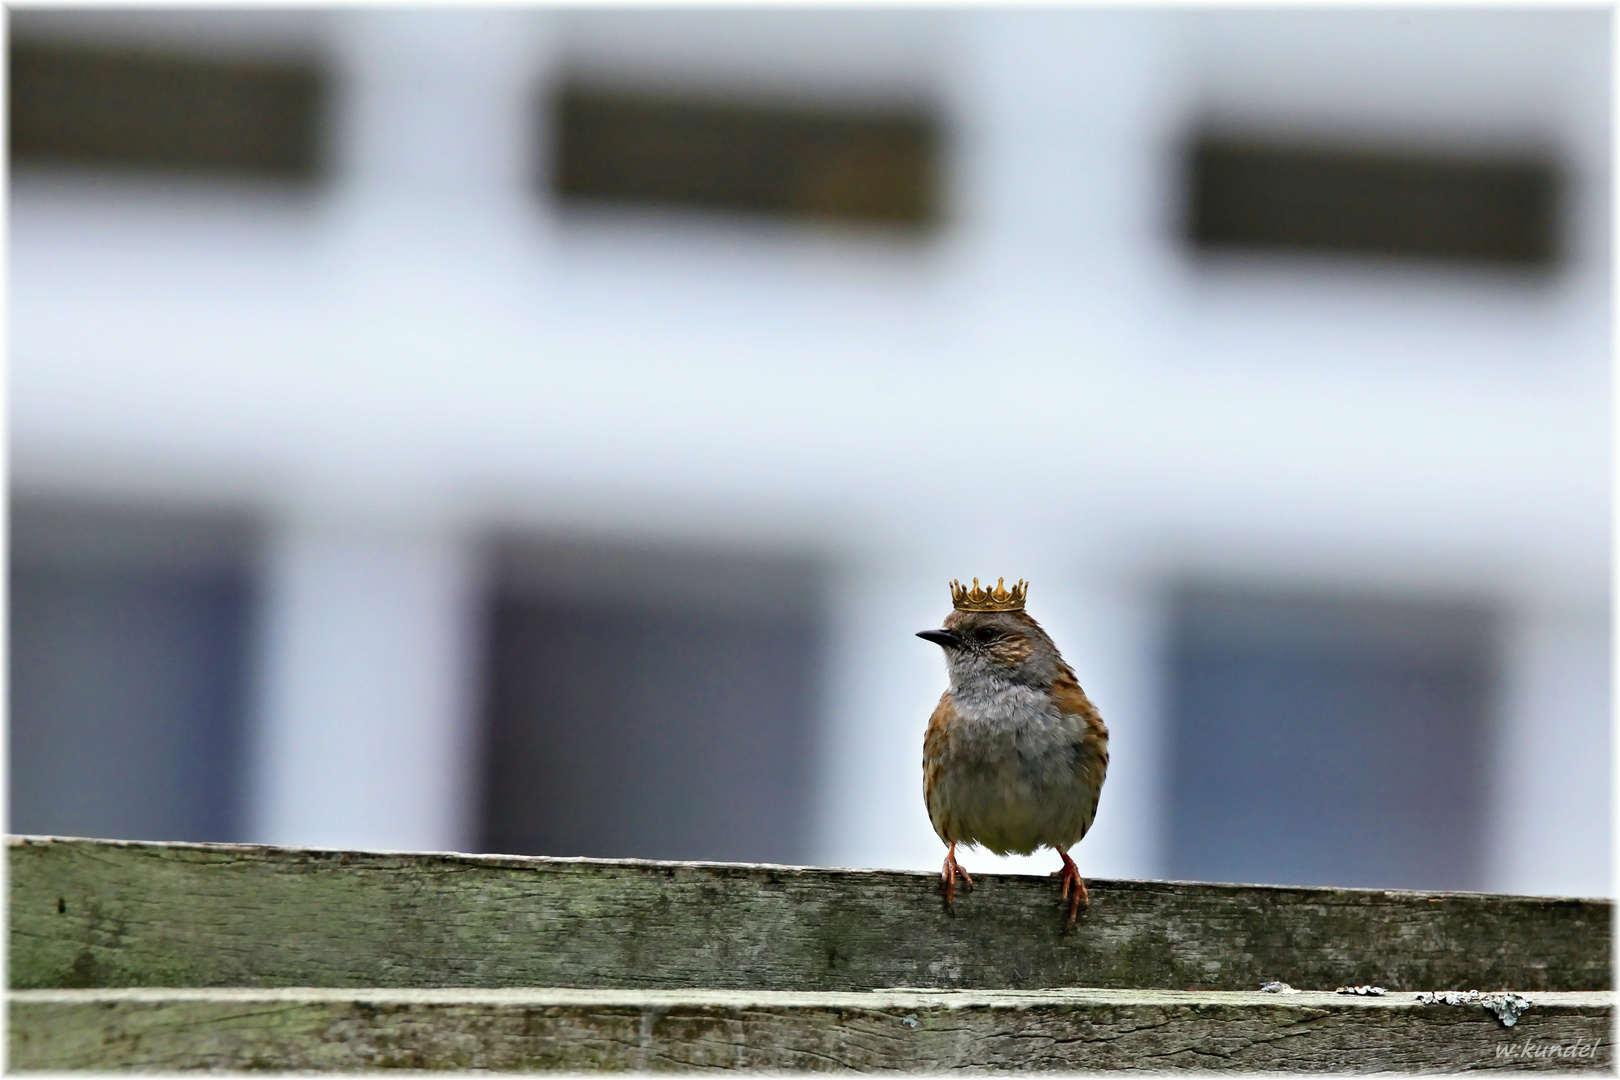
923;691;957;841
1051;664;1109;841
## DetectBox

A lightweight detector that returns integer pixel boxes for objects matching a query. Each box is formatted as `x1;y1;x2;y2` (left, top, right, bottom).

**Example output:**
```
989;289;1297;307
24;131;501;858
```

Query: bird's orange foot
941;843;974;908
1052;849;1089;925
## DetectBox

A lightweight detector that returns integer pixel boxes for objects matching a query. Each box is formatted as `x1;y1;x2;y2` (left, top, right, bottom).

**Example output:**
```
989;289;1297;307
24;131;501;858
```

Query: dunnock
918;578;1109;924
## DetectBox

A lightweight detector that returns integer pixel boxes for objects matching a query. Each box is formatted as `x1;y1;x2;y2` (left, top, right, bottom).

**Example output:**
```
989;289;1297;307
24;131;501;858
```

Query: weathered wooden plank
11;836;1610;993
10;987;1611;1072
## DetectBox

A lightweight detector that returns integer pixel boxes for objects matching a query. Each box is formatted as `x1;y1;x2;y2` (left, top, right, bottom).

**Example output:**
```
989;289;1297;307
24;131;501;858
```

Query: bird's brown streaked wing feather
923;691;957;842
1052;663;1110;840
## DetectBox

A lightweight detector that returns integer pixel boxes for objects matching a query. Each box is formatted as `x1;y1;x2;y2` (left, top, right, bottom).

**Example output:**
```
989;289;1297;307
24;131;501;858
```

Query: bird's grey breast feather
929;683;1101;855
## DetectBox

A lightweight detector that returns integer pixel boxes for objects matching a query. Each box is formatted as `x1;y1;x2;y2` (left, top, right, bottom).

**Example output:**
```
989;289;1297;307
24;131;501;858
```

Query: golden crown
950;577;1028;612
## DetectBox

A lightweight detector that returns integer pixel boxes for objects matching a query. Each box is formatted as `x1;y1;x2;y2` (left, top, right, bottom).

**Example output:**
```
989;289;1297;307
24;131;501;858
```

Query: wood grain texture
10;988;1611;1072
11;836;1610;994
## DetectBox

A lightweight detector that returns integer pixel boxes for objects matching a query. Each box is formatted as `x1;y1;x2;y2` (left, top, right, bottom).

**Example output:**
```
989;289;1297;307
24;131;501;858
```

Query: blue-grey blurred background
9;8;1610;897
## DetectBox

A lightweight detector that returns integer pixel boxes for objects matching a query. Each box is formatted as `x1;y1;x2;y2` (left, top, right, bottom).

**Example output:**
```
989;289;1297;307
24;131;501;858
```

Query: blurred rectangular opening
9;497;260;843
1165;585;1498;891
9;37;324;179
1188;138;1558;265
478;535;827;863
550;85;939;226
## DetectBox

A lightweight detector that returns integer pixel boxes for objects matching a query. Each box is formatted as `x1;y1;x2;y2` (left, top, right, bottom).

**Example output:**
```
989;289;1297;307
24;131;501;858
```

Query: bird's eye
972;627;997;645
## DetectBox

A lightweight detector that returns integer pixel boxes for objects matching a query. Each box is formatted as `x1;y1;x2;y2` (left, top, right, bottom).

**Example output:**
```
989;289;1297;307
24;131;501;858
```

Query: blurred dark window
1189;138;1557;265
9;38;324;178
479;537;826;863
1166;586;1497;891
550;85;939;226
10;499;259;843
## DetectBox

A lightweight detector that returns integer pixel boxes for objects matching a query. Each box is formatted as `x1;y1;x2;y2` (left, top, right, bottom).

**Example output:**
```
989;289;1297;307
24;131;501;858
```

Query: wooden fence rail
8;836;1612;1071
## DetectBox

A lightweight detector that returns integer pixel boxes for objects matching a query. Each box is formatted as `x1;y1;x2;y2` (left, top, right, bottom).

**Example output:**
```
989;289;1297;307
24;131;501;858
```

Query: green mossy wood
10;836;1610;994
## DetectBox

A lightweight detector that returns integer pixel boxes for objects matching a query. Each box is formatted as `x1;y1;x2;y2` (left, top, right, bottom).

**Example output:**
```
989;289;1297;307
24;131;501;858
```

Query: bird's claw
1053;851;1089;925
941;844;974;908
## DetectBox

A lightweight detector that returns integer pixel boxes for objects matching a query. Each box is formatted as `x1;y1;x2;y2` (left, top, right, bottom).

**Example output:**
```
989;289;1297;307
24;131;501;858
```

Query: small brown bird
918;577;1109;925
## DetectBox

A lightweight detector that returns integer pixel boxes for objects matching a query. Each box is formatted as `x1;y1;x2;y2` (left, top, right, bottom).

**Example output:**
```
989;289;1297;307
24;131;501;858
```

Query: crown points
949;576;1028;612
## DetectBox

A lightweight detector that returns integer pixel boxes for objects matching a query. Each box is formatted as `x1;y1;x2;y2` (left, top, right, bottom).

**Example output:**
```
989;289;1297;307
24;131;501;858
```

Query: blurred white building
9;9;1610;897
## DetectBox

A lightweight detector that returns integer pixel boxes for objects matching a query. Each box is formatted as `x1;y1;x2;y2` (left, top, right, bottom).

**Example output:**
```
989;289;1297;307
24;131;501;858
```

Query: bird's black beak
916;628;959;648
